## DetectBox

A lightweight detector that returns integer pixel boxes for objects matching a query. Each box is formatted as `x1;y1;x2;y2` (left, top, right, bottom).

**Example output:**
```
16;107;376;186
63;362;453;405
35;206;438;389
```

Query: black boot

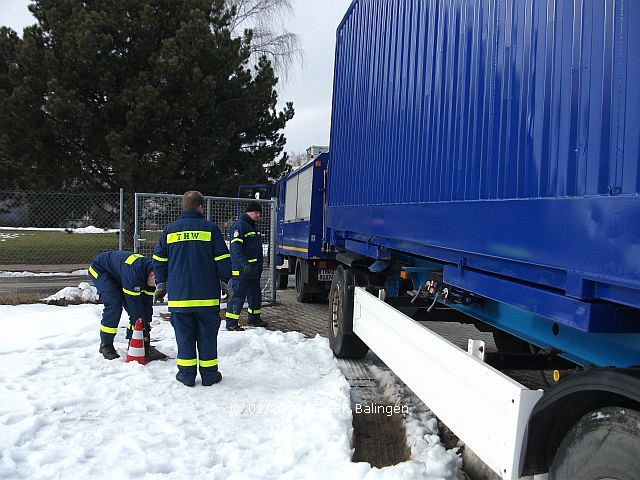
99;343;120;360
226;324;245;331
175;372;195;387
202;371;223;386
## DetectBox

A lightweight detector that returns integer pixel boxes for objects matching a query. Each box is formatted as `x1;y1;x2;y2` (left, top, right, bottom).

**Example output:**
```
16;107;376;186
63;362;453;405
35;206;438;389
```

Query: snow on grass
0;226;118;234
41;282;98;304
0;270;88;278
0;232;26;242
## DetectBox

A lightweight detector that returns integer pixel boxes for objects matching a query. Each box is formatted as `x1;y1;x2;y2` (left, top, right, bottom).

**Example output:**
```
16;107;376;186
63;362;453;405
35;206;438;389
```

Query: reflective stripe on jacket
153;209;231;312
90;250;155;321
230;213;263;279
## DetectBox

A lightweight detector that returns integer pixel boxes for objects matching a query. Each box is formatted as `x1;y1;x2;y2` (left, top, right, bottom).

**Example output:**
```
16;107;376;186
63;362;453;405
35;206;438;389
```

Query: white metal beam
353;287;543;480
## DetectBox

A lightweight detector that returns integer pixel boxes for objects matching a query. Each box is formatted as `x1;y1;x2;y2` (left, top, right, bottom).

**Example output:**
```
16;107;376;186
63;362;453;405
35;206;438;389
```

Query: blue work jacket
153;210;232;312
230;213;263;280
90;251;155;321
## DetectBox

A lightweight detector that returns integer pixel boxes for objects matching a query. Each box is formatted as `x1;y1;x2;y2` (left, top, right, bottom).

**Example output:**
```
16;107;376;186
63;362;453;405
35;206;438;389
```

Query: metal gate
133;193;277;305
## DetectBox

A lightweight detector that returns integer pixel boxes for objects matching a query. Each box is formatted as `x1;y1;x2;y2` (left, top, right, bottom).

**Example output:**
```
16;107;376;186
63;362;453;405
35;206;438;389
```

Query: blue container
327;0;640;313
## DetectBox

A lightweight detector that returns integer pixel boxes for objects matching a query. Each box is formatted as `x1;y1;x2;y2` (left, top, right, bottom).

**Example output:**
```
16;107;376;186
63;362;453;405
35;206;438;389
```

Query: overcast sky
0;0;353;155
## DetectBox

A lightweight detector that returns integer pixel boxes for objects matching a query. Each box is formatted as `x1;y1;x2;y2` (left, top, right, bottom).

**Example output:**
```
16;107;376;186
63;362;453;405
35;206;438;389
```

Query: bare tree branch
225;0;302;80
287;151;307;170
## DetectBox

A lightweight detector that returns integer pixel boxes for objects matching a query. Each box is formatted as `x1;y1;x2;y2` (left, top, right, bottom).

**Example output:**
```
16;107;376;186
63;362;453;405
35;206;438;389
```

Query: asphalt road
0;275;90;296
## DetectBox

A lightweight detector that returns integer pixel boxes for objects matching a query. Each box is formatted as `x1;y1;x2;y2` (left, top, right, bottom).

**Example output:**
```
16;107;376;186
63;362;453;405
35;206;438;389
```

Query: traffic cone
126;319;147;365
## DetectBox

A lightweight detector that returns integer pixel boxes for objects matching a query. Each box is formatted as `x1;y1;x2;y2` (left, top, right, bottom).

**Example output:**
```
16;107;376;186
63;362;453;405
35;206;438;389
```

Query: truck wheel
328;266;369;359
277;272;289;290
549;406;640;480
295;260;314;303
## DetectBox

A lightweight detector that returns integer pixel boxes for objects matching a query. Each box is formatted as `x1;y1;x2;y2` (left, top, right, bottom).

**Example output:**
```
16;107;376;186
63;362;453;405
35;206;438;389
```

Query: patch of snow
0;226;118;234
592;411;611;421
72;226;118;234
0;232;25;240
42;282;98;304
0;270;88;278
368;364;463;479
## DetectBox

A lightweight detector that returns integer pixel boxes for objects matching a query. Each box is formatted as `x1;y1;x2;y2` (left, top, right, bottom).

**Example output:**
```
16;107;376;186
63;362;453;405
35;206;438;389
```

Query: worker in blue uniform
225;201;268;331
153;191;232;387
89;250;165;361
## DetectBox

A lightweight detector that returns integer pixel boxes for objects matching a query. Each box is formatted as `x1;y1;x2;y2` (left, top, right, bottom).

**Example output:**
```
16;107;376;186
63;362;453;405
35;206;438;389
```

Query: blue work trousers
225;278;262;328
171;311;221;383
94;276;149;344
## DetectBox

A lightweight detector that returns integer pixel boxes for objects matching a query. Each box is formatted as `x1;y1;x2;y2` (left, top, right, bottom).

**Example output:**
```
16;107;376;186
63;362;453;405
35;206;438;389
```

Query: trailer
275;151;338;301
315;0;640;479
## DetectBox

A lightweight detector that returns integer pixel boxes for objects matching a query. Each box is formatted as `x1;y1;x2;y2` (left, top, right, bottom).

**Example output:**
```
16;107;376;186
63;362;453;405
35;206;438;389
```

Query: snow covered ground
0;303;462;480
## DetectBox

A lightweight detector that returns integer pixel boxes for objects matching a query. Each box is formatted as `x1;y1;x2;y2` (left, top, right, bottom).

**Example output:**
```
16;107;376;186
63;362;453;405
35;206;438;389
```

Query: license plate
317;268;334;282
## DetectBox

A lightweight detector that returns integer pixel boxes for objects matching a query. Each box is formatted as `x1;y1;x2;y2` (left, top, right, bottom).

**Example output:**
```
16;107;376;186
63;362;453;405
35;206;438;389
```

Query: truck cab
275;149;338;302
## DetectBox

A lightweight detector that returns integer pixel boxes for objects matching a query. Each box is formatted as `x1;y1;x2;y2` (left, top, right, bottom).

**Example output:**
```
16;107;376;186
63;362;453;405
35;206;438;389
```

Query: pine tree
0;0;294;195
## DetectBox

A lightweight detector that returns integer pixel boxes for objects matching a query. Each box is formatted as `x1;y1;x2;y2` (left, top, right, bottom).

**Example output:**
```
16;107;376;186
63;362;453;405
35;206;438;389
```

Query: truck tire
295;260;314;303
549;406;640;480
277;271;289;290
328;265;369;359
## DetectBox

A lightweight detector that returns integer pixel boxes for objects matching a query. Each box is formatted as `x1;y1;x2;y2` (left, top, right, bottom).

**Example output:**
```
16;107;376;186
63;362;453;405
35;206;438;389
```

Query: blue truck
277;1;640;478
276;150;338;301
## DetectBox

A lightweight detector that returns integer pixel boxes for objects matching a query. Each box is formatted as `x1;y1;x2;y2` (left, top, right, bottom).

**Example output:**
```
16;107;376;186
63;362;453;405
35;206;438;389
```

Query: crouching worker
153;191;232;387
89;251;167;361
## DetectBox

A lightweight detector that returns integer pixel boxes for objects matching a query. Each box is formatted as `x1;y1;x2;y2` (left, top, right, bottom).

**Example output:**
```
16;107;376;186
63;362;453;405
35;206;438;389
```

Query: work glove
243;264;252;274
154;283;167;303
220;281;233;302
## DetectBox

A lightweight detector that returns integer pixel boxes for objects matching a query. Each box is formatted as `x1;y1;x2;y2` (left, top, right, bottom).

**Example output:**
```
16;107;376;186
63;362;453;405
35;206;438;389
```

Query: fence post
206;198;211;221
119;188;124;251
270;197;277;304
133;193;139;253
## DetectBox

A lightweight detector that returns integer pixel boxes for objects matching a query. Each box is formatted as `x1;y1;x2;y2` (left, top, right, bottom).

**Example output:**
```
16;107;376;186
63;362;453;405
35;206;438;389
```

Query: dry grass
0;291;45;305
43;298;100;307
0;290;100;306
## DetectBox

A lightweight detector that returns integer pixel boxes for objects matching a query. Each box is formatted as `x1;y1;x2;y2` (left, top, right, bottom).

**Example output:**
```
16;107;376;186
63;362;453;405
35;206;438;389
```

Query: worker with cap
89;250;166;361
225;201;268;331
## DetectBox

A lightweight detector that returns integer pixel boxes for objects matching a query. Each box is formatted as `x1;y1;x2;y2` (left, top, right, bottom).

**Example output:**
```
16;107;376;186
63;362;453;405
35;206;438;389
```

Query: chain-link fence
0;190;126;267
134;193;277;304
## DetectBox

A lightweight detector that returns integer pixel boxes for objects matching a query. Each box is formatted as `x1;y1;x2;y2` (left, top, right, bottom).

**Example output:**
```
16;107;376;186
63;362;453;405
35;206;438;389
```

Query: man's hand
243;264;252;274
220;281;233;302
154;283;167;303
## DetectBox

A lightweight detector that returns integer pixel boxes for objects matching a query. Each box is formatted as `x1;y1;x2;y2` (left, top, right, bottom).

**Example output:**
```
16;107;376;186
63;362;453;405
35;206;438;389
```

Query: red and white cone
126;318;147;365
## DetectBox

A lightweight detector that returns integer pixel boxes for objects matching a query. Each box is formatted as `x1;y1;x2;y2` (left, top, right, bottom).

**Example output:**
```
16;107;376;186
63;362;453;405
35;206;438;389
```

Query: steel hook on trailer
427;292;440;313
411;283;426;304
